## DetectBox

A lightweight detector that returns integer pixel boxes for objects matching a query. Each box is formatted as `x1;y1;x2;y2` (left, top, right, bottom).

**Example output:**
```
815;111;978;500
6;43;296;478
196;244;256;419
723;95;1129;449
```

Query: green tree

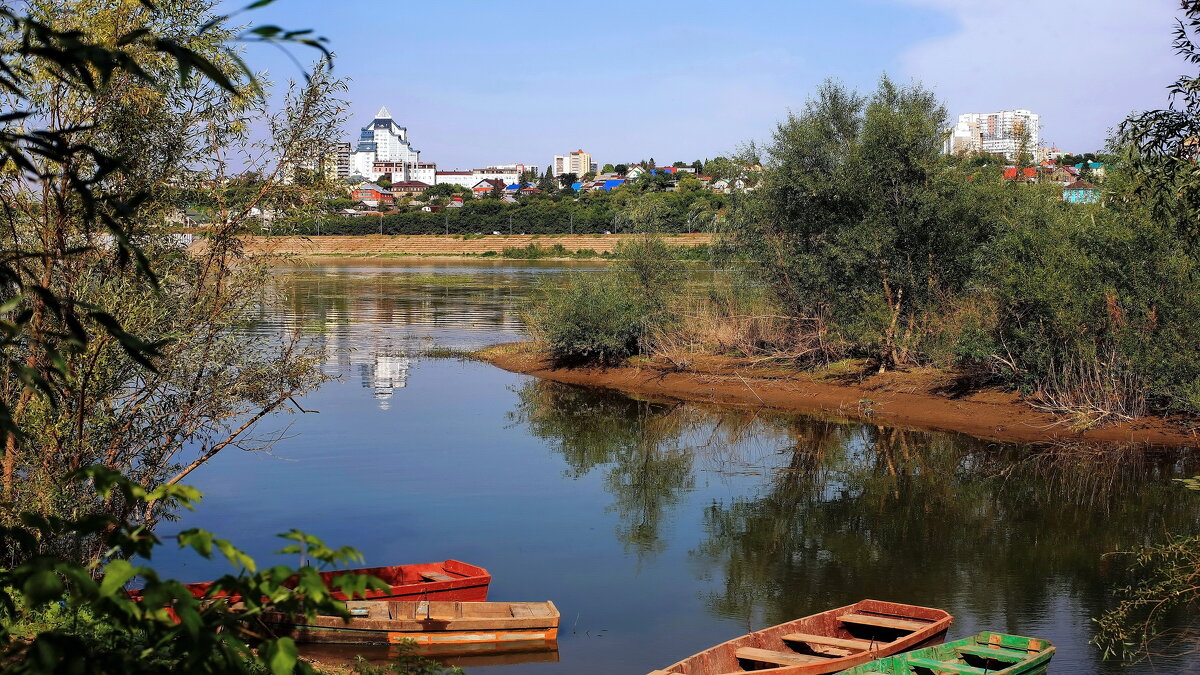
558;172;578;188
601;163;616;173
0;1;435;673
734;76;990;370
702;156;738;180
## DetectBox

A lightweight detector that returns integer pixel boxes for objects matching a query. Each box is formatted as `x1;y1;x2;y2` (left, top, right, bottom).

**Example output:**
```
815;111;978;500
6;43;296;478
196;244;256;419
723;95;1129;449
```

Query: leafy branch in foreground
0;466;388;674
0;0;348;540
1093;531;1200;661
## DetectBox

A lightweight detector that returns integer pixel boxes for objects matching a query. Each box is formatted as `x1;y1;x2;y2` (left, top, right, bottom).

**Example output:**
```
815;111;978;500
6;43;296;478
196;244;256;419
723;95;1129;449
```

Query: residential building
351;183;393;208
1074;161;1106;181
436;165;533;188
1063;179;1101;204
325;142;351;180
1002;166;1039;182
552;149;592;177
352;106;422;181
471;179;506;197
435;170;476;188
944;110;1040;161
1043;163;1079;185
473;165;527;184
390;180;431;198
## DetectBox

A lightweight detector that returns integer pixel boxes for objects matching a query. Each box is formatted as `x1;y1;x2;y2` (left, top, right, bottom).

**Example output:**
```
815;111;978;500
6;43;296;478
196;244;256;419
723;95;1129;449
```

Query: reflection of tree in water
510;378;1200;648
511;381;718;559
695;426;1200;637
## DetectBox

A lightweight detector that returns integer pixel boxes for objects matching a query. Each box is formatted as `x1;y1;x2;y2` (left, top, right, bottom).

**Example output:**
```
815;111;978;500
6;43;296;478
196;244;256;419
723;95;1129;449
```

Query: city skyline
237;1;1183;169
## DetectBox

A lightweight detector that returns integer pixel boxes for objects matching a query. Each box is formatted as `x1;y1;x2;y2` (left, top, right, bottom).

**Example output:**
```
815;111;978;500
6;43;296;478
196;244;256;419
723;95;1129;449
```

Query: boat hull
840;631;1054;674
263;600;559;649
128;559;490;603
651;599;952;675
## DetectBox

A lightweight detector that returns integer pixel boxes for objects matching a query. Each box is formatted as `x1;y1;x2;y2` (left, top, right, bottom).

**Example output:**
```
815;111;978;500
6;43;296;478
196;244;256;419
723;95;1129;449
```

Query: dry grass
646;276;842;368
1028;352;1149;430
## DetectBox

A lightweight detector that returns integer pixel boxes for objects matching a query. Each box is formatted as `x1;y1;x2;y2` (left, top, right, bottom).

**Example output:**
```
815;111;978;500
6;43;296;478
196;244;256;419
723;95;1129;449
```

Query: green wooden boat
840;631;1054;674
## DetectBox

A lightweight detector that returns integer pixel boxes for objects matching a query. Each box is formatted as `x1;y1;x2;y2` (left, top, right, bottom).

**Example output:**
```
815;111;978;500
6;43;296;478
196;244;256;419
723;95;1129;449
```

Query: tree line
284;183;730;236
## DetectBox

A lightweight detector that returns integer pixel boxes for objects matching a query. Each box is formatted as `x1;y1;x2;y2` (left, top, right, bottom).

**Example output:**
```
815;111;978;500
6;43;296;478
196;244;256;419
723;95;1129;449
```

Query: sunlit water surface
158;259;1200;675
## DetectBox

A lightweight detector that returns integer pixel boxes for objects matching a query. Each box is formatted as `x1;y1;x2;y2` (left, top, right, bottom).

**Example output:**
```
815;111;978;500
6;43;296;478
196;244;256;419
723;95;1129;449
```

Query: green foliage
0;0;342;528
348;647;462;675
0;0;327;462
527;273;649;365
297;188;728;236
980;191;1200;416
0;467;387;674
501;243;570;259
525;236;686;365
1094;532;1200;660
735;76;988;369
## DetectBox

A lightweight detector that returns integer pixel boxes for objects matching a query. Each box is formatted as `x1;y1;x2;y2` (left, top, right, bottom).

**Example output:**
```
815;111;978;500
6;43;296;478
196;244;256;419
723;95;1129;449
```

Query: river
160;259;1200;674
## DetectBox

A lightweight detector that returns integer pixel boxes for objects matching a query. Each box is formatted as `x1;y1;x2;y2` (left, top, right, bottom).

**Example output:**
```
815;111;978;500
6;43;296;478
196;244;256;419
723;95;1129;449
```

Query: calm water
160;259;1200;674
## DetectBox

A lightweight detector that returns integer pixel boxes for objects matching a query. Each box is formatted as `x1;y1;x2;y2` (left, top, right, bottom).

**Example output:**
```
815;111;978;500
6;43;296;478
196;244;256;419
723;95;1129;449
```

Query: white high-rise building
552;149;592;177
351;106;422;181
943;110;1040;161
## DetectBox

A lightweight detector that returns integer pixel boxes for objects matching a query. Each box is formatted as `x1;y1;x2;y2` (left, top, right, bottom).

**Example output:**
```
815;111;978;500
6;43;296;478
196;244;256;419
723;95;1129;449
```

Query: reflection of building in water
368;353;410;411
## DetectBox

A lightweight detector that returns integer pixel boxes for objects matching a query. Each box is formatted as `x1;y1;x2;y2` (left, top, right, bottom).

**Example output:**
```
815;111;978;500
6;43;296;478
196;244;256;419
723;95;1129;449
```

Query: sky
233;0;1185;170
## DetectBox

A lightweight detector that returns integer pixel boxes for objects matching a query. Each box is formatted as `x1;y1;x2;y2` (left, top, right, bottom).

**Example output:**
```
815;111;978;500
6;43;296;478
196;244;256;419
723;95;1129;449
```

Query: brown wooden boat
262;600;559;649
128;560;490;603
648;599;952;675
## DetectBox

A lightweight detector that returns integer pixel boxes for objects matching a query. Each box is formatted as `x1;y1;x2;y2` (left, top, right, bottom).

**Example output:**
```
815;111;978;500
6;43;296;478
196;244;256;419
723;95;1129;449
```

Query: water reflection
510;378;1200;672
216;261;1200;674
255;261;601;377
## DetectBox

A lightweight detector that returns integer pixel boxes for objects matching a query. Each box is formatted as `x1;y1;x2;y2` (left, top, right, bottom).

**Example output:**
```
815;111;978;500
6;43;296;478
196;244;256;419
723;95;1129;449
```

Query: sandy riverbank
194;233;713;257
477;342;1199;447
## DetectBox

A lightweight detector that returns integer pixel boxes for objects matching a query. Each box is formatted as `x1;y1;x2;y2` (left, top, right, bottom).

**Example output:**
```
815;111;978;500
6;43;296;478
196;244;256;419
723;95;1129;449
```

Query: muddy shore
477;343;1199;448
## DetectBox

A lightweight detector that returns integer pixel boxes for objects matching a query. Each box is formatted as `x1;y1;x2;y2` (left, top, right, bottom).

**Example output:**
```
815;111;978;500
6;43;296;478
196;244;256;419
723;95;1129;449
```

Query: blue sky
235;0;1184;169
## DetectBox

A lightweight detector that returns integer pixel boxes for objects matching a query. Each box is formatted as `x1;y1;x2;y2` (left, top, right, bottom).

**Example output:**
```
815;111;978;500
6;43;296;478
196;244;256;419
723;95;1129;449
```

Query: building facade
944;110;1040;161
435;170;476;188
352;106;422;181
325;142;351;180
552;149;592;177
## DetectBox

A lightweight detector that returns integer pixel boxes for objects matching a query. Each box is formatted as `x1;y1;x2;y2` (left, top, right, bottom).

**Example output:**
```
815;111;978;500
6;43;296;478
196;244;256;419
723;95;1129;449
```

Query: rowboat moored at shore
839;631;1054;674
648;599;952;675
128;559;491;603
261;600;559;648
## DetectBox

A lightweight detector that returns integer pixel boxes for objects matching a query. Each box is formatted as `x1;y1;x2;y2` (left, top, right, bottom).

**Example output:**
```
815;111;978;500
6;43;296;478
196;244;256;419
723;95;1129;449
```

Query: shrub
527;274;649;365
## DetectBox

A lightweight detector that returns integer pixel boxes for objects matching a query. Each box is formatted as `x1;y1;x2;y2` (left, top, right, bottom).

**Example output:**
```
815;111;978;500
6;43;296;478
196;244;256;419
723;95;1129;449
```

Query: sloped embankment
477;343;1199;447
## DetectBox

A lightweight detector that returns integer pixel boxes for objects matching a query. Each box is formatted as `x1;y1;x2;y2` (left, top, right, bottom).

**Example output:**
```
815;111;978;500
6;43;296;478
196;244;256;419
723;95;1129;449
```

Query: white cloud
896;0;1182;151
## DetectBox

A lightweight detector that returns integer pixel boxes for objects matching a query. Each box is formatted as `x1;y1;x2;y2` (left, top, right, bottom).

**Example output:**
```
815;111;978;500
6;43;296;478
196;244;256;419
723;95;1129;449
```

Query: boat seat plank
782;632;877;651
837;613;928;631
419;571;454;582
734;647;825;666
510;605;535;618
954;645;1023;662
903;657;987;674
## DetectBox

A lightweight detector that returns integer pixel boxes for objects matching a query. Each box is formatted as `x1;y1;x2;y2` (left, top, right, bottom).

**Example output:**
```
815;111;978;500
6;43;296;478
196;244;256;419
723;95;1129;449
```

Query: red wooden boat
648;599;952;675
128;560;490;603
